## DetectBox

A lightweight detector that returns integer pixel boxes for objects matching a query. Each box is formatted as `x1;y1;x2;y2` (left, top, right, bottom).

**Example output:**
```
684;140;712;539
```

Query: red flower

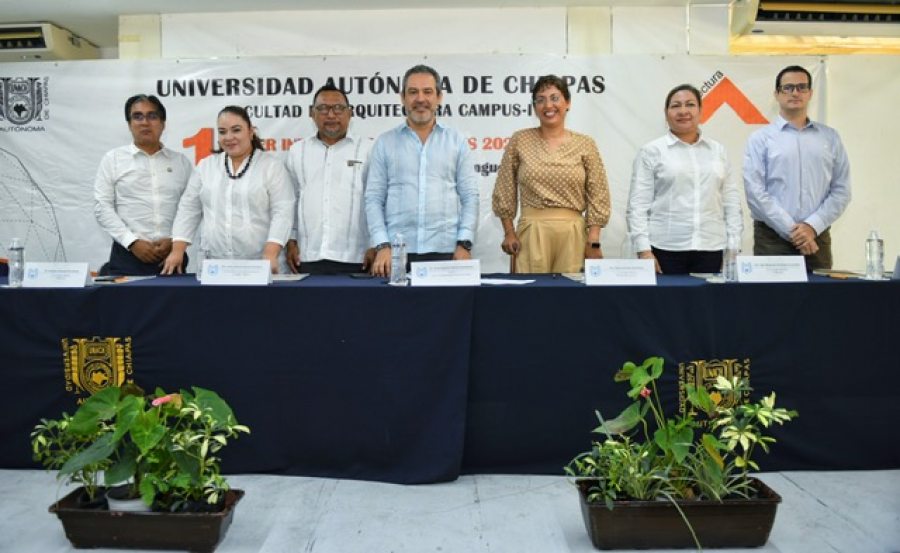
640;387;651;398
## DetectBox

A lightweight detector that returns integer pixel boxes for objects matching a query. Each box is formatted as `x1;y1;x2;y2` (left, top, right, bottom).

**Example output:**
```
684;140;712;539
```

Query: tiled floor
1;469;898;552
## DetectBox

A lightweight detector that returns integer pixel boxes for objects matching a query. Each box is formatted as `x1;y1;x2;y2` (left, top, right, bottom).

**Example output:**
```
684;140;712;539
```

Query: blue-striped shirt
743;115;851;239
365;122;479;253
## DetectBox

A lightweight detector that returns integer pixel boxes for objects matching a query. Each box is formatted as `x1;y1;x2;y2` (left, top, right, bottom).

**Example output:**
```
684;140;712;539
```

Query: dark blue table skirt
0;276;473;484
465;274;900;474
1;274;898;482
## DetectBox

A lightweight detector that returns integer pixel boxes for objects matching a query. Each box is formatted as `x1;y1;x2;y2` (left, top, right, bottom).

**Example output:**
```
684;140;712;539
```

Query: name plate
199;259;271;286
23;262;90;288
736;255;808;283
584;259;657;286
410;260;481;286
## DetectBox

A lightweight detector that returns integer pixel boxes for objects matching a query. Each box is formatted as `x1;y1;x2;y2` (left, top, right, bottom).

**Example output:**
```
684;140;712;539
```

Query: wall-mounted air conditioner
0;23;99;62
734;1;900;38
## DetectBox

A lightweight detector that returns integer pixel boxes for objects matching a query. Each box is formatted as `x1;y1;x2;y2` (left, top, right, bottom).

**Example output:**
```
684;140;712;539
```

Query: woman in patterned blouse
491;75;611;273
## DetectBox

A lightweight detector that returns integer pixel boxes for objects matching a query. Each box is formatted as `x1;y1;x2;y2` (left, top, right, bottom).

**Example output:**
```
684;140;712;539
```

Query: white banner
0;55;822;272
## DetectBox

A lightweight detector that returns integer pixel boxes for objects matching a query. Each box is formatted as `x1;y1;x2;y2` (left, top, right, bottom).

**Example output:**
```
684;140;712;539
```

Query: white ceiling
0;0;730;49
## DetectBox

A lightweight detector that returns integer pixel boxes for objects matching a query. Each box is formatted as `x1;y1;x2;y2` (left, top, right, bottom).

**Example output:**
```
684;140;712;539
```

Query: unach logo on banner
0;77;50;128
699;71;768;125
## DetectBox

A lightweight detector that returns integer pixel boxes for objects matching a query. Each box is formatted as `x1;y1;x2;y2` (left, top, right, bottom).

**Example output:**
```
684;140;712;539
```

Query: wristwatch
456;240;473;251
374;242;391;251
588;242;602;249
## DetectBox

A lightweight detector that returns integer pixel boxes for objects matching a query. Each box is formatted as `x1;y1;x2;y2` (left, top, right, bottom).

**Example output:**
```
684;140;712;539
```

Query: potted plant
30;383;250;552
565;357;797;550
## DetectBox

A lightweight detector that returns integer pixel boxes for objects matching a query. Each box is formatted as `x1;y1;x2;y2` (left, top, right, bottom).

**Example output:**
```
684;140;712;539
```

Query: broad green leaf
646;357;664;379
131;409;166;455
105;448;137;486
139;477;156;505
654;423;693;463
193;387;237;429
597;402;642;435
60;432;115;475
627;357;664;398
628;363;651;394
686;384;716;417
69;387;121;434
172;450;201;480
112;395;142;442
614;361;636;382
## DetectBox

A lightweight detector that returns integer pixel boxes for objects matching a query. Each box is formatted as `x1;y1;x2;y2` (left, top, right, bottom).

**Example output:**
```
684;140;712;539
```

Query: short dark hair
214;105;264;152
664;84;702;110
124;94;166;122
775;65;812;91
531;75;570;104
313;83;350;107
402;64;441;95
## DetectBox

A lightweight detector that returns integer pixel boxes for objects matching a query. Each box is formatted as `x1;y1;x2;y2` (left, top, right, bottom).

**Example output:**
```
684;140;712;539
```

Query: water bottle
721;237;739;282
865;230;884;280
195;249;208;281
390;233;407;286
7;237;25;288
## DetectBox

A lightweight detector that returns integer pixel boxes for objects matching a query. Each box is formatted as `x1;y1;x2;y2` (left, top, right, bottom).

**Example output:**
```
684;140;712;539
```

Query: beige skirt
514;206;586;273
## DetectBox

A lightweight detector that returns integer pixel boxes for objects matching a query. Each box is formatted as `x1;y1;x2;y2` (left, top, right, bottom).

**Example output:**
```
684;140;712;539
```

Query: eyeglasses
313;104;351;115
533;94;563;106
130;111;160;122
778;83;810;94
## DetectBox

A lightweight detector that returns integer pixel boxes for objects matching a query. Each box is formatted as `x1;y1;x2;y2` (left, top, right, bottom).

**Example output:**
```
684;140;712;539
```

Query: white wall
114;8;900;272
827;56;900;271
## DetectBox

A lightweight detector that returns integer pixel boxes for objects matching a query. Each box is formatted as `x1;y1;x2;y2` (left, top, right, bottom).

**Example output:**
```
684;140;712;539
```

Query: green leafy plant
566;356;797;507
31;383;249;511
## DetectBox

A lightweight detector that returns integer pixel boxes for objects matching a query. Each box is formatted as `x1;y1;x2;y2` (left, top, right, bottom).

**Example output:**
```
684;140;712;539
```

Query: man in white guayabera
284;84;375;275
93;94;192;275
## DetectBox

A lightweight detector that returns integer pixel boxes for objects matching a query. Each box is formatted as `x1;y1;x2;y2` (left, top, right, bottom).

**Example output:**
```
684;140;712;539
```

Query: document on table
271;274;308;282
92;275;157;285
812;269;863;280
480;278;535;285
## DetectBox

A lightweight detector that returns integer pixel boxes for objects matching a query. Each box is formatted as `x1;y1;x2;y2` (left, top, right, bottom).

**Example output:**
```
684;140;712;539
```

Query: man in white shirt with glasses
285;84;374;274
93;94;193;275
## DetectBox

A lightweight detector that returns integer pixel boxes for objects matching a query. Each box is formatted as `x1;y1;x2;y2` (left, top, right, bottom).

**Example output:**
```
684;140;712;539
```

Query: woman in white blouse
626;84;742;274
161;106;295;275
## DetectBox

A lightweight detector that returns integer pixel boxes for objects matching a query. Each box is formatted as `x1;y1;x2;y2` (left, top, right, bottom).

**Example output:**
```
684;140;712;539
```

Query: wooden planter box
577;478;780;549
49;487;244;553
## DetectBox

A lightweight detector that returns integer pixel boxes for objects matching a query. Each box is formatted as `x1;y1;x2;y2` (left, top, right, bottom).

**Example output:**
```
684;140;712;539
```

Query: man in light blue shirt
365;64;479;277
743;65;851;270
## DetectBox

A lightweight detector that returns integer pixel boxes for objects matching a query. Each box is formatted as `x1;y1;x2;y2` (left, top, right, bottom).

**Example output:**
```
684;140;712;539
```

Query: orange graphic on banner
700;78;768;125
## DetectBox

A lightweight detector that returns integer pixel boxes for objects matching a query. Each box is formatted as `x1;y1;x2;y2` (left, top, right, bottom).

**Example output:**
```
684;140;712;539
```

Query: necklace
225;148;255;179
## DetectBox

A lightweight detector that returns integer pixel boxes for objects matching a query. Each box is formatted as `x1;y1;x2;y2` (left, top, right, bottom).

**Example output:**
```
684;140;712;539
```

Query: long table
2;274;898;483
